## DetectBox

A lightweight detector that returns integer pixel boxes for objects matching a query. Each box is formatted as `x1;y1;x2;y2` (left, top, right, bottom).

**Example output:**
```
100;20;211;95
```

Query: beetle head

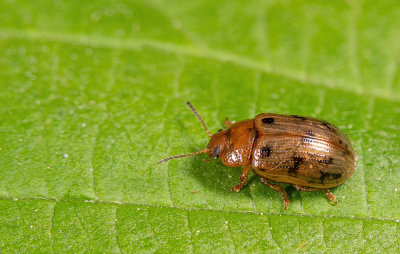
206;129;228;159
208;120;255;167
157;102;254;167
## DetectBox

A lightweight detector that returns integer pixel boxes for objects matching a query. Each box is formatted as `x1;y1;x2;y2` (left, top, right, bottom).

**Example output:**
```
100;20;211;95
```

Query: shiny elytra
159;102;357;210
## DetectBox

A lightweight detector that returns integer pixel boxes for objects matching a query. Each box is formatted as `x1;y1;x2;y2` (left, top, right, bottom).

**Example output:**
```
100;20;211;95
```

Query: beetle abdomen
252;113;357;188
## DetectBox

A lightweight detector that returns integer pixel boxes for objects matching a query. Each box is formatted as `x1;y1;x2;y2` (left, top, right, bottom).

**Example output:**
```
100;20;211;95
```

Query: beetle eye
217;129;223;133
212;146;221;158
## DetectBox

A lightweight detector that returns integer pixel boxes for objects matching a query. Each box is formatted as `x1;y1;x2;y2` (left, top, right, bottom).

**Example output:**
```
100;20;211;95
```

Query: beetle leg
260;177;290;210
203;158;213;163
323;189;338;204
231;165;251;192
224;117;231;127
292;184;319;192
293;185;338;204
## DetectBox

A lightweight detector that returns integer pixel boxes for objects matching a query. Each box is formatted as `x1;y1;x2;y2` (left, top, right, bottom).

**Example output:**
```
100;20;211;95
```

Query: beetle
158;102;357;209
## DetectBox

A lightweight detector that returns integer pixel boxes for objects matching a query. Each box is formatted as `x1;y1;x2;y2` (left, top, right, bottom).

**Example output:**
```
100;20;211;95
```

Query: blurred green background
0;0;399;253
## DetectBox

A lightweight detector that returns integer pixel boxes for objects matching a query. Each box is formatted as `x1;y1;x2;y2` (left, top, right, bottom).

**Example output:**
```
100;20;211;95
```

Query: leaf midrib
0;28;397;102
1;197;396;223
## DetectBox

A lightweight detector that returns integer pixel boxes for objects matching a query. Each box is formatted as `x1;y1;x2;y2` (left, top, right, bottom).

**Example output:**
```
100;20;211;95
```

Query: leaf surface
0;0;399;252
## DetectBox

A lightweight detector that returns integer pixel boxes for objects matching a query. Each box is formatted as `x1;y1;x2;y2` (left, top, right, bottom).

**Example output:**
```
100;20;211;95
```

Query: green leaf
1;0;399;252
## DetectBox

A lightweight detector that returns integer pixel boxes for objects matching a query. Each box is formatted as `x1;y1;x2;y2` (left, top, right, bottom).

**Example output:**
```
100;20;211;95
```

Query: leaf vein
322;218;328;250
75;206;89;240
185;211;195;253
147;207;158;251
348;0;362;93
1;196;397;223
362;97;376;217
0;29;398;101
267;215;282;251
255;2;269;63
49;203;56;254
224;216;236;253
114;206;122;253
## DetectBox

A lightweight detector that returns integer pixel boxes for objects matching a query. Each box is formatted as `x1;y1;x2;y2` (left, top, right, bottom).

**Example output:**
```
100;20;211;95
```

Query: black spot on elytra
321;121;334;131
289;156;303;174
320;171;342;183
217;129;223;133
320;171;329;182
319;157;334;164
212;147;220;158
262;117;274;124
332;173;342;179
291;115;307;120
260;146;271;158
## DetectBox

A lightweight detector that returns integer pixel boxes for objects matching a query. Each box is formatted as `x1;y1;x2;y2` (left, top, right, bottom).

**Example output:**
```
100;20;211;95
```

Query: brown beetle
158;102;357;209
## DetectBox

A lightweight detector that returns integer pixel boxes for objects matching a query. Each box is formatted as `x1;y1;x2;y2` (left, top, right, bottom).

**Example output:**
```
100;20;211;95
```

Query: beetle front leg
260;177;290;210
231;165;251;192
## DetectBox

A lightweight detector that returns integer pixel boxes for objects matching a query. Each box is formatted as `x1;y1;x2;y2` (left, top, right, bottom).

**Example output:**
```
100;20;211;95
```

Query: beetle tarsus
260;177;290;210
323;189;338;204
231;165;251;192
231;183;244;192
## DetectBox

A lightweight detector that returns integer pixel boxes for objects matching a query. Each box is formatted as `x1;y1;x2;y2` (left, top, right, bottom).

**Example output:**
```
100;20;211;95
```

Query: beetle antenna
157;148;210;164
186;101;213;138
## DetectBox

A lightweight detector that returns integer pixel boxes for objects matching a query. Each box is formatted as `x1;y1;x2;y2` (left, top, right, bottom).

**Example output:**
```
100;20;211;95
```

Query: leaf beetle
158;102;357;209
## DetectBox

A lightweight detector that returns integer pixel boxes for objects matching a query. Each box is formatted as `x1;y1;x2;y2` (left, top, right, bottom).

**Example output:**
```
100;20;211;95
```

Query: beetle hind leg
292;184;337;204
260;177;290;210
323;189;338;204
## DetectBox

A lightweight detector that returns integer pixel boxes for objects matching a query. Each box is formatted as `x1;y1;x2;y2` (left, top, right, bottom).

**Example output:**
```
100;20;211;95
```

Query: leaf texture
0;0;399;252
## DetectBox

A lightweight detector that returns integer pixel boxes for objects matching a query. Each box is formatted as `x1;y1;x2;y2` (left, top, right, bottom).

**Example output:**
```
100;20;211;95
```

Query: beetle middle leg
231;165;251;192
260;177;290;210
292;184;337;204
